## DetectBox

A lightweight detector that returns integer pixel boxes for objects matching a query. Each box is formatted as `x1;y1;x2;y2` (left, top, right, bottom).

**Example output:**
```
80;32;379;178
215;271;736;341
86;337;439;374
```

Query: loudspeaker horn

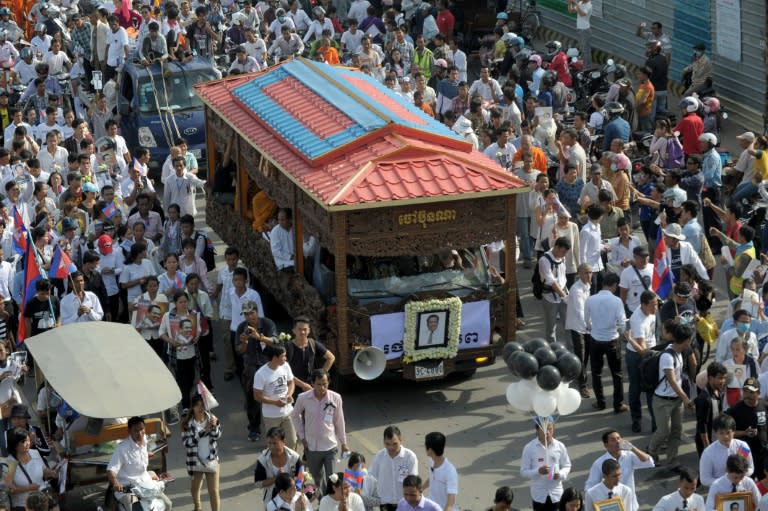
352;347;386;381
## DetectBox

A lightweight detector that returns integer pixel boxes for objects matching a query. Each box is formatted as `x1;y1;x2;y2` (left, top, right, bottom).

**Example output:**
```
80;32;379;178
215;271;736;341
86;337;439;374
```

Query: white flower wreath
403;297;462;363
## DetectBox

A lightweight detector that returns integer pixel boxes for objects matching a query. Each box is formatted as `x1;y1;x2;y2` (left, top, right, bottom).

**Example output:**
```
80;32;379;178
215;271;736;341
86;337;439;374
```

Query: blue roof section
231;59;463;160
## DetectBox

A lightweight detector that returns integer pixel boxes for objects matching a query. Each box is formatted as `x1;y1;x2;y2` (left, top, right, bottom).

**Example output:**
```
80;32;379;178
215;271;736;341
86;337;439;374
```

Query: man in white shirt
60;271;104;325
619;246;654;315
468;66;502;103
585;430;654;509
107;417;172;511
346;0;370;24
584;273;627;413
37;130;68;174
253;343;297;448
585;459;636;511
652;469;705;511
699;414;754;486
163;156;206;217
340;19;364;55
565;263;592;398
539;237;571;344
423;432;458;511
580;204;605;293
626;290;659;433
568;0;592;66
43;38;71;75
104;15;129;81
482;125;516;170
608;218;641;274
705;455;760;511
716;310;759;364
649;322;695;467
229;270;264;378
520;416;571;510
370;425;419;510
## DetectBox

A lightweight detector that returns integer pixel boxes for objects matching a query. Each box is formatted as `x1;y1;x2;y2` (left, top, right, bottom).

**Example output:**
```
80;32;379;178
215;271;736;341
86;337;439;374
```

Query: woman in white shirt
533;189;558;255
5;428;58;510
119;242;157;304
129;275;168;359
266;473;311;511
319;473;365;511
159;290;200;413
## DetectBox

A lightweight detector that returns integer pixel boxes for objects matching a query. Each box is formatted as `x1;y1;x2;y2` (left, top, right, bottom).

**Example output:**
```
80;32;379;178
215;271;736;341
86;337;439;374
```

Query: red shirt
549;52;572;87
675;113;704;156
436;10;454;37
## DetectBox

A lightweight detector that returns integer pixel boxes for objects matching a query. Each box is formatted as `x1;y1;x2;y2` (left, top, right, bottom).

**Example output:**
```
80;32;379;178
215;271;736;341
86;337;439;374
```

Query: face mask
737;322;751;334
278;16;285;23
610;163;617;171
693;50;702;58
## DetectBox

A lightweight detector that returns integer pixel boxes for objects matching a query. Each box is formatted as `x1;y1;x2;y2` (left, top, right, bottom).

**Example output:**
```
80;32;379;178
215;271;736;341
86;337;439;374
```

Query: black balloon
557;352;583;382
550;342;567;353
537;365;562;391
513;352;539;379
524;338;549;354
506;351;522;373
502;342;524;363
554;348;568;360
534;347;557;367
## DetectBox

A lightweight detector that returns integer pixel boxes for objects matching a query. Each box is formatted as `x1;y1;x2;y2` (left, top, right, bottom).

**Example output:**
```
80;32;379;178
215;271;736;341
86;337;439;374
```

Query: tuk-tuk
24;323;181;511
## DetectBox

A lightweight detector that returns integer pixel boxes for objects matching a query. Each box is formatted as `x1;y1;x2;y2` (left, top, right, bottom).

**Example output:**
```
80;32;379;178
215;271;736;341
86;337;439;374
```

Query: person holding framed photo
704;455;759;511
584;459;635;511
652;468;704;511
700;415;754;486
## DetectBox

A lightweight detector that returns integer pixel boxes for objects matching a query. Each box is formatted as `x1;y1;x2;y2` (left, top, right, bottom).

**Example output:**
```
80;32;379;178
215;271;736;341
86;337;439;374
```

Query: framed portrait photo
416;310;449;349
593;497;624;511
716;492;753;511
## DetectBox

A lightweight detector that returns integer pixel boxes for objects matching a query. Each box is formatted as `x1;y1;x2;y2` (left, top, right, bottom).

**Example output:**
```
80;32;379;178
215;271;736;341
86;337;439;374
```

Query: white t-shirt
119;260;156;302
428;458;459;511
655;349;681;398
628;307;656;352
253;362;294;418
619;265;653;313
106;27;129;66
576;0;592;29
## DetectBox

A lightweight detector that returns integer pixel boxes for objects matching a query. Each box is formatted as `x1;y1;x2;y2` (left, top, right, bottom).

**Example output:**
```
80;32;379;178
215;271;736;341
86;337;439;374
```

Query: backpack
284;338;321;378
532;253;559;300
194;231;217;272
639;346;676;393
662;136;685;170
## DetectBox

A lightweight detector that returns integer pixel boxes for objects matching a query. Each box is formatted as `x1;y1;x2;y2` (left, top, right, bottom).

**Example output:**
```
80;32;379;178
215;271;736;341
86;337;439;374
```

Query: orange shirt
635;80;655;117
512;146;548;173
420;103;435;117
318;46;340;65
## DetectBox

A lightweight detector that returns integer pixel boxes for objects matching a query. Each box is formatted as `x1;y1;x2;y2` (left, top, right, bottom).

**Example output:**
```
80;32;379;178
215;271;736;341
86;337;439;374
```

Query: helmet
545;40;561;54
231;11;246;25
312;5;325;17
646;40;661;53
699;133;718;146
47;4;59;16
541;71;557;87
679;96;699;113
613;64;626;80
703;97;720;113
566;47;579;59
20;47;32;60
0;7;9;15
501;32;517;47
0;30;6;40
35;23;46;33
514;48;531;62
605;101;625;116
496;12;508;20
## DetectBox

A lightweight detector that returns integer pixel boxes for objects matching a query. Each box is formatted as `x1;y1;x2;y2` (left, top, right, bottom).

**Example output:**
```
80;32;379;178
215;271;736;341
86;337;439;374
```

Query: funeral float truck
195;58;526;383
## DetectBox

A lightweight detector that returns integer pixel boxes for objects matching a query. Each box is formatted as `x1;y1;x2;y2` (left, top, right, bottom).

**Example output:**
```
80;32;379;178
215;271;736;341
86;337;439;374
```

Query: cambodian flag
18;234;41;343
344;468;366;489
652;226;674;299
102;202;119;219
11;207;27;255
737;443;751;459
50;244;77;279
174;271;184;289
295;465;305;490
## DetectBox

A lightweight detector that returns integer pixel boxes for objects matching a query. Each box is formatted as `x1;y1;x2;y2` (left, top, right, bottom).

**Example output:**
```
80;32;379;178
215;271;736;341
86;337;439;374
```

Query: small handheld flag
344;468;366;490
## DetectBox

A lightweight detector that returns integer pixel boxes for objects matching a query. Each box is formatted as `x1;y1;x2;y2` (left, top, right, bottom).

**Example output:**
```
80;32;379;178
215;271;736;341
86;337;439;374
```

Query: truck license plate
415;361;444;379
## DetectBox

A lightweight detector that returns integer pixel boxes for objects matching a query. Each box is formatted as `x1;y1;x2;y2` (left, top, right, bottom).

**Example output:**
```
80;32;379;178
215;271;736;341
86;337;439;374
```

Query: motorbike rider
644;40;668;122
604;63;627;103
635;21;671;64
19;62;62;104
12;47;37;88
30;23;53;57
0;8;22;43
602;102;630;152
675;96;704;158
527;53;545;95
497;34;523;78
702;97;721;139
107;416;172;510
682;43;712;96
545;40;572;87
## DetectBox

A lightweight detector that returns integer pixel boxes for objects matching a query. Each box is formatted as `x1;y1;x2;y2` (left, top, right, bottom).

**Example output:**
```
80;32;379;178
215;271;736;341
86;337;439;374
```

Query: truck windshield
347;247;490;301
137;69;217;113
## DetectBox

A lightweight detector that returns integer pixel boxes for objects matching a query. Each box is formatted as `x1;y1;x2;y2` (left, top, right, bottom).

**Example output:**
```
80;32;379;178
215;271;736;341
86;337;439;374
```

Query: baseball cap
737;132;756;143
633;246;650;257
82;181;98;193
744;378;760;392
97;234;113;255
242;301;259;313
102;220;115;231
10;404;31;419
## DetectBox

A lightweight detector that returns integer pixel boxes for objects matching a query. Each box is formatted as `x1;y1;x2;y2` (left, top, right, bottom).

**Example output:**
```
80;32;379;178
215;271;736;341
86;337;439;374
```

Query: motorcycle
103;480;172;511
572;58;614;111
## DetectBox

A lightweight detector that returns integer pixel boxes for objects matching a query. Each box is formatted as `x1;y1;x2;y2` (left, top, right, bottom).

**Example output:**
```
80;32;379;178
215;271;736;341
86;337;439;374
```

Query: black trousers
590;339;624;410
242;364;262;434
533;496;558;511
570;331;592;388
702;187;723;253
198;329;213;388
174;357;197;409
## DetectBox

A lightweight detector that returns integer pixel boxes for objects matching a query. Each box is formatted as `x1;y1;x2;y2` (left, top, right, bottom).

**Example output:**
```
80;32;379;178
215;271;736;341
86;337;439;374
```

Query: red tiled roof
195;59;525;210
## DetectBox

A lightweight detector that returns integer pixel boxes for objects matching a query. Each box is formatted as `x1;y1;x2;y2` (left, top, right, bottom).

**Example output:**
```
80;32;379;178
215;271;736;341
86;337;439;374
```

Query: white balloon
507;381;533;412
532;389;558;416
557;388;582;415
